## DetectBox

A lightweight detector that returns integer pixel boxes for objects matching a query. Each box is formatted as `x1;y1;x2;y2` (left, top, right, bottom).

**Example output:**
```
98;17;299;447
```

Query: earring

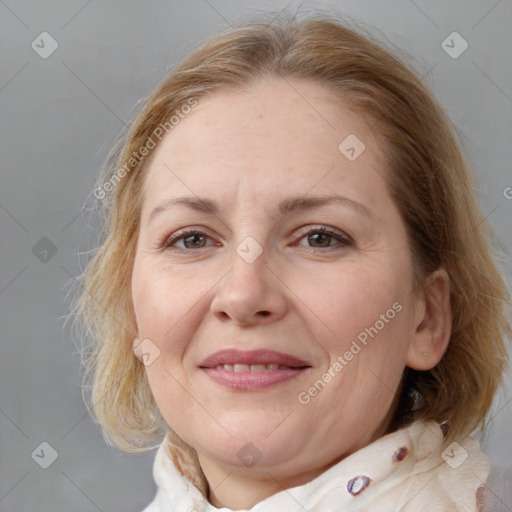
421;352;427;359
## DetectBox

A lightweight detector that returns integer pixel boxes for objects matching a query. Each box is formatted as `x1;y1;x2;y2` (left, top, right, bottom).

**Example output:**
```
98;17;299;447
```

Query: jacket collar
143;420;490;511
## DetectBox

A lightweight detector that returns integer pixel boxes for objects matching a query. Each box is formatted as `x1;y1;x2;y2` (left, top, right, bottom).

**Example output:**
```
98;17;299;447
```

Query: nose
210;249;288;327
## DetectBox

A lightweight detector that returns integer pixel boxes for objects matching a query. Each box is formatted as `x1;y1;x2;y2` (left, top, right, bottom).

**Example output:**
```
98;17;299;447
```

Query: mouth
198;349;311;390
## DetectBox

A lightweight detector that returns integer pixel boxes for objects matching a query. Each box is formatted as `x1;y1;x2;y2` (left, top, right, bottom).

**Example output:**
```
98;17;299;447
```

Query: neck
200;456;331;510
208;471;282;509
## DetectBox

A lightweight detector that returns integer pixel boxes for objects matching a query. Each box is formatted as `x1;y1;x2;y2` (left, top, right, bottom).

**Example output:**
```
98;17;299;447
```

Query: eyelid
294;224;353;243
159;224;353;251
155;226;214;252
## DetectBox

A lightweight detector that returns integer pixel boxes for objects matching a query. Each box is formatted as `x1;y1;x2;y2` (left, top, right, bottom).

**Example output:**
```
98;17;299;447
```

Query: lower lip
201;367;308;390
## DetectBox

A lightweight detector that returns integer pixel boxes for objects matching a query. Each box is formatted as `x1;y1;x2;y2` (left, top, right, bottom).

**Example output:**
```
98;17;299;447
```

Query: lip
199;349;311;390
199;349;310;368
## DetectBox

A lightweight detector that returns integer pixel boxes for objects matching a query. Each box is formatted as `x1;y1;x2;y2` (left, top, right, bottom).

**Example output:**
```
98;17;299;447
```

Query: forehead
140;76;388;214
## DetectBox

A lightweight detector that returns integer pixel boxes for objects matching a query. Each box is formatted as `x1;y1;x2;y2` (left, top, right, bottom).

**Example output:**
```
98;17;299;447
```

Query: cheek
131;261;200;426
294;259;413;412
320;272;411;407
293;261;406;348
131;258;205;344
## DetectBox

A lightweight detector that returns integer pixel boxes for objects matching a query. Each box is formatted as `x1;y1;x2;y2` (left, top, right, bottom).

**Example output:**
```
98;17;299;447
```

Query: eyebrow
148;194;373;223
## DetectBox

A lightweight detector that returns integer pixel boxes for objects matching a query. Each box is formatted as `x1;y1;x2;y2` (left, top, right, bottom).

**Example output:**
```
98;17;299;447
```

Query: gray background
1;0;511;510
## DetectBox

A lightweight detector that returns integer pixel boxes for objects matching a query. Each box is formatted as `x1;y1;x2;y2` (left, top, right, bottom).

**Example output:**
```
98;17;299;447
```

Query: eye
296;225;352;251
160;225;352;252
162;228;217;250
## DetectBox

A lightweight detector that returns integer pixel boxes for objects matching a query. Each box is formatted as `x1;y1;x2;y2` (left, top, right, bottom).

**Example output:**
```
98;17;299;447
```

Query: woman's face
132;77;422;485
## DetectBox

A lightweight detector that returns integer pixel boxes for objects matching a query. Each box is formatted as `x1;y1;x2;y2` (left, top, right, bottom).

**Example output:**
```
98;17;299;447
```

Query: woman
76;14;511;511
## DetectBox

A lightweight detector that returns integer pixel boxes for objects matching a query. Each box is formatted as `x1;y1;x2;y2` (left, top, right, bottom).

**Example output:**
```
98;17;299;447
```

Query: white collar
143;420;490;511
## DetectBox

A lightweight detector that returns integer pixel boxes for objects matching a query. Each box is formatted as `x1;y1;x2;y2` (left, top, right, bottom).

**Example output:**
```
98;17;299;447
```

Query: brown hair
74;14;510;459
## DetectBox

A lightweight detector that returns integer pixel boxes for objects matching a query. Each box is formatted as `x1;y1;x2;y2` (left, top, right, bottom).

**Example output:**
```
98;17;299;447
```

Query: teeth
213;363;293;372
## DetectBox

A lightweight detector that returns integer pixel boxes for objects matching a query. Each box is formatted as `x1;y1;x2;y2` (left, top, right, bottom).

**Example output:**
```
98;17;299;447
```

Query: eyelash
161;225;352;253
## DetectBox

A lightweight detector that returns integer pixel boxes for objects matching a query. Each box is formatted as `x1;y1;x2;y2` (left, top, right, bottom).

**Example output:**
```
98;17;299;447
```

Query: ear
406;268;452;371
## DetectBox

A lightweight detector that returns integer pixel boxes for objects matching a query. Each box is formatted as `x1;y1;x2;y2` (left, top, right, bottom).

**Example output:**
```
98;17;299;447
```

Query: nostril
257;311;271;317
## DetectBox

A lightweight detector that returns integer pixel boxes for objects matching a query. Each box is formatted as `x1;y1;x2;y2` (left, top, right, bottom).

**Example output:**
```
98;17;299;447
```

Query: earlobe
406;268;452;371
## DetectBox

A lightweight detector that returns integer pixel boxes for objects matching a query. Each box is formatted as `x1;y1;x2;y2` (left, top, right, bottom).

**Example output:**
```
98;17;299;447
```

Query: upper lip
199;349;311;368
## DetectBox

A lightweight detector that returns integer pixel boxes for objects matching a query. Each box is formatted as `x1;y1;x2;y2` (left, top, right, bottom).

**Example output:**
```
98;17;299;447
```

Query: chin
200;422;306;470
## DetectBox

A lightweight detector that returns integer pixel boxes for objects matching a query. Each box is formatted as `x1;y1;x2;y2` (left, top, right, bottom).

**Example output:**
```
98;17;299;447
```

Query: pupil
310;233;330;247
185;234;205;248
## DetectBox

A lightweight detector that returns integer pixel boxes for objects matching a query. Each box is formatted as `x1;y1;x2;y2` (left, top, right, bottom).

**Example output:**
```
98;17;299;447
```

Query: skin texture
131;76;451;509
